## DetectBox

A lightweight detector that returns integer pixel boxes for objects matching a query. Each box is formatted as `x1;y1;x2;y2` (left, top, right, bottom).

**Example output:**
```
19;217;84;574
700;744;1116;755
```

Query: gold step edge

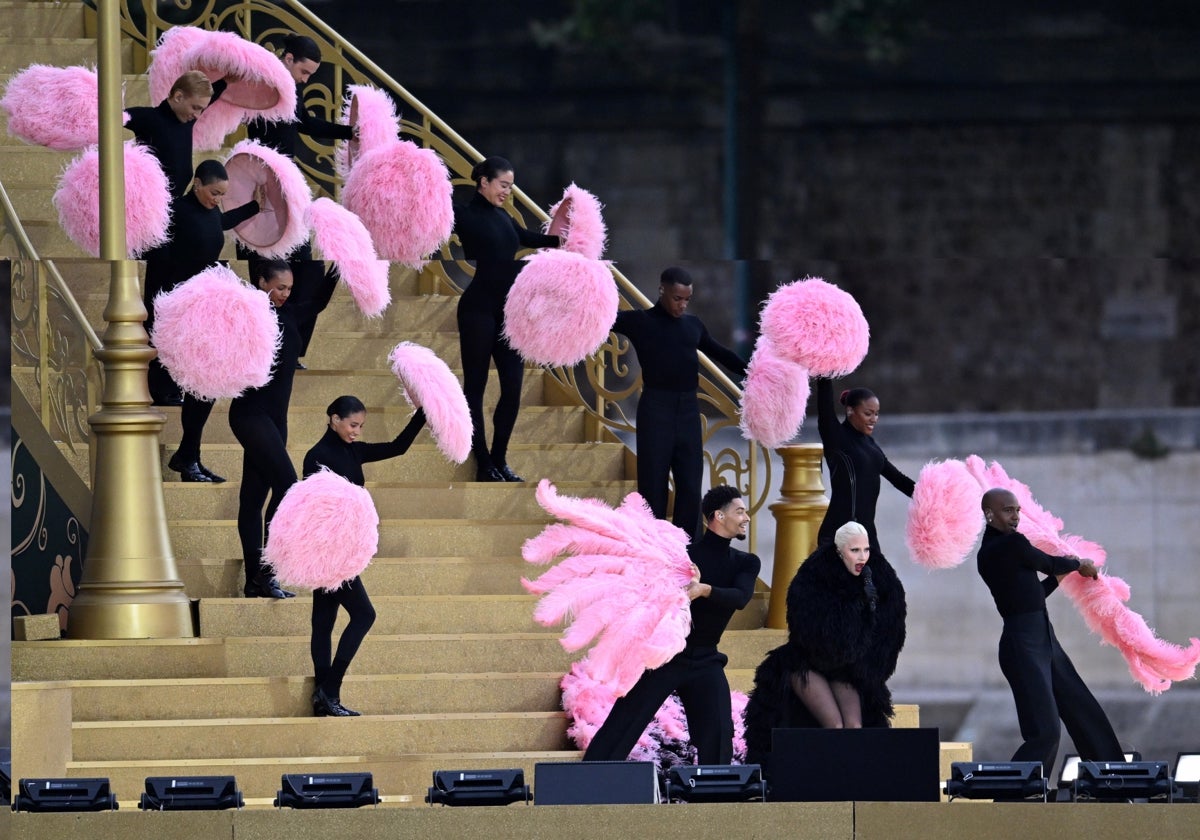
73;711;569;729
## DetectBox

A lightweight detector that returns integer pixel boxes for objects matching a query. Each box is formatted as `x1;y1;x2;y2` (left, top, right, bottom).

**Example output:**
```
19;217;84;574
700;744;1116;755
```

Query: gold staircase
5;0;966;806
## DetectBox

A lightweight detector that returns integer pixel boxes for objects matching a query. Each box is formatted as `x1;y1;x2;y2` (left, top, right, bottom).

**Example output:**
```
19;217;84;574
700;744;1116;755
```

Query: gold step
0;1;88;38
301;330;472;370
72;712;573;761
0;38;134;75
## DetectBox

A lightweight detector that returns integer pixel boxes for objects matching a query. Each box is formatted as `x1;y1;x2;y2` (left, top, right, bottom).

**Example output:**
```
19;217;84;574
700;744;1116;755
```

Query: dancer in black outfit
978;488;1124;774
145;160;261;482
302;395;427;716
454;155;560;482
612;268;747;538
244;34;358;363
125;71;225;197
815;378;914;552
230;260;300;599
583;485;760;764
743;521;906;770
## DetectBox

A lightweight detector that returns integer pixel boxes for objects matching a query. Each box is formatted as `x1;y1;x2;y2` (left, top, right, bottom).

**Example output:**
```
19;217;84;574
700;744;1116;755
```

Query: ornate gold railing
87;0;774;548
2;180;103;457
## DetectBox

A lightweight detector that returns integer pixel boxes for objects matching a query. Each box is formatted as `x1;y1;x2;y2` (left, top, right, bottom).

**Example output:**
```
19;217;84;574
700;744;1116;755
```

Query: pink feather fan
150;264;281;400
2;64;101;150
758;276;870;377
904;458;985;569
544;183;607;260
522;480;695;697
739;337;810;448
263;468;380;591
503;250;617;367
305;197;391;317
961;455;1200;693
53;141;171;258
148;26;296;151
341;139;454;267
336;84;400;178
387;341;471;463
223;138;312;259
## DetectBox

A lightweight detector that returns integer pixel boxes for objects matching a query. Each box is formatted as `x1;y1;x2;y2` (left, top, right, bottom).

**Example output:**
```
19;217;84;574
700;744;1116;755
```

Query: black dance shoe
295;360;307;370
243;575;296;599
172;460;215;483
496;464;525;483
475;465;505;482
196;462;226;483
151;392;184;407
312;686;360;717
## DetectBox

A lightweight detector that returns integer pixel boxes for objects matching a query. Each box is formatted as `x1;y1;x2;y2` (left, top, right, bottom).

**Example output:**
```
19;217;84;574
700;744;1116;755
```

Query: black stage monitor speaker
275;772;379;809
1056;751;1140;788
0;760;11;807
769;728;941;802
139;776;243;810
426;769;530;806
1174;753;1200;803
945;761;1047;801
534;761;659;805
664;764;766;803
12;778;118;812
1073;761;1174;802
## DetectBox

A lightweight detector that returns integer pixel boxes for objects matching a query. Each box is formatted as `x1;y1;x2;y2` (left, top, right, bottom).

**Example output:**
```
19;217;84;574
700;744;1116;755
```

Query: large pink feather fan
263;468;380;591
223;138;312;258
305;197;390;317
2;64;101;150
522;480;695;696
758;277;870;377
503;250;617;367
150;264;281;400
387;341;471;463
962;455;1200;693
341;139;454;267
189;97;246;152
904;459;984;570
738;337;810;448
336;84;399;178
53;141;172;258
148;26;210;103
544;183;607;260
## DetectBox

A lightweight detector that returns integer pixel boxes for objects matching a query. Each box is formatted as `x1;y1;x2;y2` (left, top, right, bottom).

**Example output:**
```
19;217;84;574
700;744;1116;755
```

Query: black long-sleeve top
247;83;353;156
454;192;560;314
229;303;300;430
977;525;1080;619
302;410;427;484
612;303;747;393
815;378;914;551
147;191;259;278
125;81;227;197
685;529;760;649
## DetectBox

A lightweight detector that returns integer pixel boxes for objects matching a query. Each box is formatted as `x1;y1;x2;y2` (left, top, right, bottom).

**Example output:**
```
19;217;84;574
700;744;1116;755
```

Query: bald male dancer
977;488;1124;775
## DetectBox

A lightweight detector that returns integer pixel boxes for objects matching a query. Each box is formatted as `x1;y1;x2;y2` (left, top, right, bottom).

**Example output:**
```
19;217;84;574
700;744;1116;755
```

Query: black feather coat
743;542;906;763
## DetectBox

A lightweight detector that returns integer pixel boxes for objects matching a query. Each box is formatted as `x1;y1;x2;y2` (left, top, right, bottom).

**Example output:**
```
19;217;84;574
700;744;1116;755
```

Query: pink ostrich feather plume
53;141;172;258
224;138;312;258
264;468;380;591
905;459;985;570
190;97;246;152
2;64;101;150
503;250;617;367
341;139;454;267
738;336;810;448
387;341;471;463
150;264;281;400
521;480;694;696
560;658;749;767
544;183;608;260
305;197;390;317
758;276;870;377
336;84;399;178
148;26;211;104
962;455;1200;693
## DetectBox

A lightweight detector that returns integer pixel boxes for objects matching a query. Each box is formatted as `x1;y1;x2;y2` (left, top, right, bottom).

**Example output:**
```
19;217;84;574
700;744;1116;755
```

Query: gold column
765;443;828;629
65;0;194;639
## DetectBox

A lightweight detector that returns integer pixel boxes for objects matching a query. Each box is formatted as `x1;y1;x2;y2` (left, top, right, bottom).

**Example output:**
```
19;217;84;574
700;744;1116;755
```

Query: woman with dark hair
146;159;262;482
454;155;560;482
743;521;903;768
301;395;427;716
229;260;300;599
815;378;915;552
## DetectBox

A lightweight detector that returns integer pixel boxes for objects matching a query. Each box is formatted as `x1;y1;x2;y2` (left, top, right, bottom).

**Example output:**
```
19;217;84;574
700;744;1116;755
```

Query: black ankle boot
312;685;360;717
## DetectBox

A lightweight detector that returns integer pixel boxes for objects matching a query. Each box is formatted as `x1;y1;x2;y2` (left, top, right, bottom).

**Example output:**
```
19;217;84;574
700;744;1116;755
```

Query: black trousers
999;610;1124;773
228;406;297;585
635;388;703;539
176;395;214;462
583;647;733;765
311;575;376;680
143;259;183;402
457;304;524;469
